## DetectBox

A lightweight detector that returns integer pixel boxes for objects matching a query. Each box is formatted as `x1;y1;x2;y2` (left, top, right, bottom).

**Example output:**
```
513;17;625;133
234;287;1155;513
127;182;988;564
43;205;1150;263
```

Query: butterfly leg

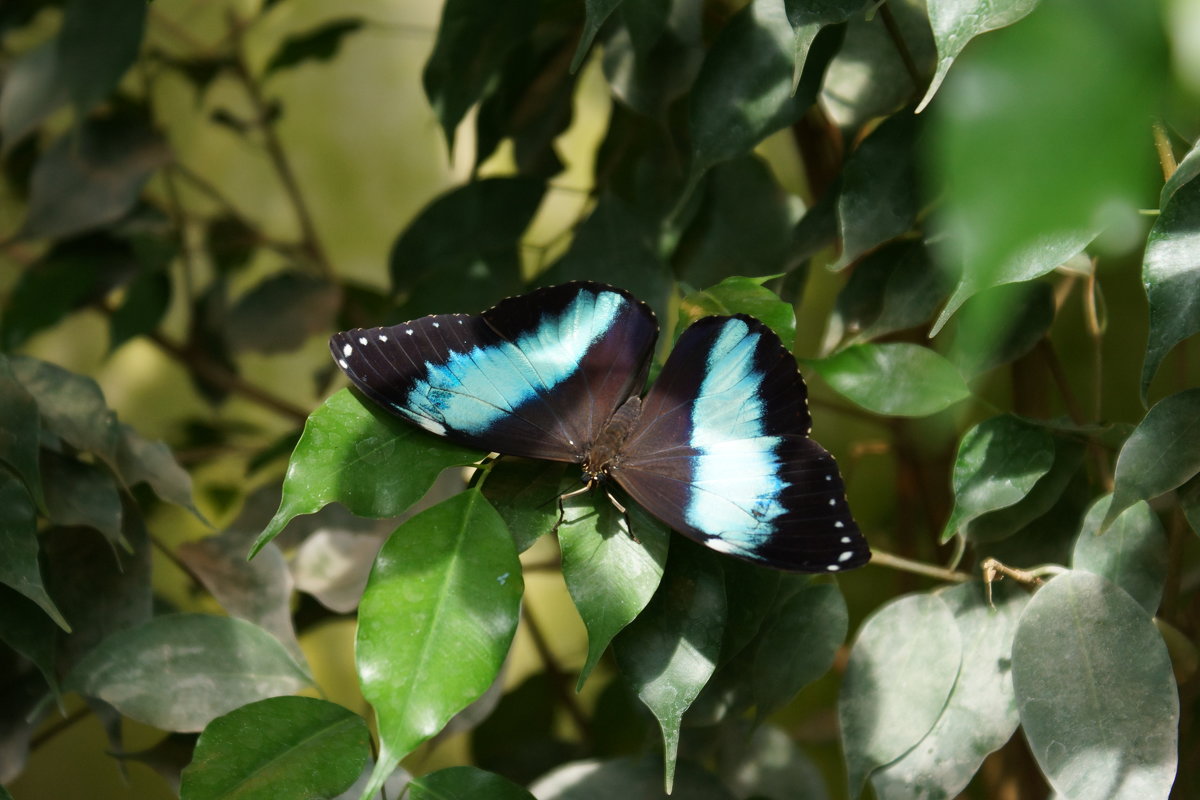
552;480;595;536
603;487;639;543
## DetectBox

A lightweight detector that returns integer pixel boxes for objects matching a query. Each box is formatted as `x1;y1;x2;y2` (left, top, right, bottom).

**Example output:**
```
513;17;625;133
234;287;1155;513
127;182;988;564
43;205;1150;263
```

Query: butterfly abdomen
584;395;643;478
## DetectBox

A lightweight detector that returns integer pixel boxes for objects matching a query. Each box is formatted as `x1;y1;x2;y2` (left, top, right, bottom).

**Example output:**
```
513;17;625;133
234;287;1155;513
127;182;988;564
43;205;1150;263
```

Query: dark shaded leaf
113;422;200;517
0;471;66;630
1012;571;1178;799
10;357;120;462
57;0;147;112
601;0;703;120
422;0;538;148
65;614;311;733
250;389;478;557
559;489;668;691
0;585;62;693
806;343;971;417
181;696;369;800
1161;139;1200;205
410;766;536;800
0;40;67;151
963;435;1083;544
827;240;950;347
109;268;170;351
947;281;1055;376
941;415;1055;542
206;216;260;274
840;593;962;796
1105;388;1200;528
389;178;544;317
784;0;864;89
472;673;580;785
677;276;796;349
20;111;169;240
1073;494;1167;615
1181;472;1200;538
613;543;725;793
41;451;124;549
110;733;197;796
355;490;521;800
1141;173;1200;402
572;0;625;72
480;458;566;553
265;18;364;76
0;356;44;510
227;271;340;354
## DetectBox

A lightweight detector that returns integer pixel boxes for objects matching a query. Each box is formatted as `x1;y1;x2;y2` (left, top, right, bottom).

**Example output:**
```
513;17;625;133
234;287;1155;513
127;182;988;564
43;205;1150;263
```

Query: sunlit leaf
677;275;796;347
409;766;535;800
559;491;668;691
65;614;311;733
840;593;962;797
613;543;725;793
355;490;521;800
917;0;1040;113
1012;571;1178;799
251;389;478;557
181;697;369;800
806;343;971;417
1073;495;1167;615
1140;174;1200;402
941;415;1055;543
1104;388;1200;529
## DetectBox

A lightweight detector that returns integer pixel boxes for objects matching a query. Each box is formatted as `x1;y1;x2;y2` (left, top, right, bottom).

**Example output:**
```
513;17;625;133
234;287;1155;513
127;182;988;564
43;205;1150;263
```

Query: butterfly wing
613;315;870;572
330;282;658;462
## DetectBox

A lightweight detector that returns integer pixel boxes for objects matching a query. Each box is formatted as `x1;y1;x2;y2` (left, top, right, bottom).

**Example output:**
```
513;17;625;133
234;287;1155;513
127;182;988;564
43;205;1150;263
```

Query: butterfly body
330;281;869;573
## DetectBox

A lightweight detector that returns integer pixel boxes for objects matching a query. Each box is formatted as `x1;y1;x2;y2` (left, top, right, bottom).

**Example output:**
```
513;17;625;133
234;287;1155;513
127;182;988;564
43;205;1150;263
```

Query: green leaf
227;271;340;354
1180;473;1200;538
1141;173;1200;402
0;584;63;692
471;673;579;785
57;0;147;113
10;357;119;463
613;543;725;793
0;470;68;631
674;155;804;290
572;0;625;73
834;111;919;268
600;4;703;121
251;389;478;557
917;0;1040;113
109;268;171;351
839;593;962;797
559;490;668;691
42;451;125;550
180;697;369;800
963;436;1084;544
805;343;971;417
1104;388;1200;529
65;614;311;733
1012;571;1178;799
355;490;521;800
0;40;68;149
677;276;796;348
529;755;736;799
947;281;1055;377
389;178;544;317
1073;495;1167;616
828;240;952;348
20;111;170;240
784;0;863;90
265;19;364;76
685;0;838;199
941;415;1055;543
931;228;1094;336
869;582;1027;800
480;458;566;553
114;422;202;518
422;0;538;148
928;0;1164;308
718;723;829;800
750;580;847;718
1161;139;1200;206
0;356;45;510
409;766;535;800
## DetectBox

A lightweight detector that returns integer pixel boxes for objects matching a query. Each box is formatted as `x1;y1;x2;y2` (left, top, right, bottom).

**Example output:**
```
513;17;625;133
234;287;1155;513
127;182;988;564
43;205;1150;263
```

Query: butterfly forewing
330;282;657;463
614;315;869;572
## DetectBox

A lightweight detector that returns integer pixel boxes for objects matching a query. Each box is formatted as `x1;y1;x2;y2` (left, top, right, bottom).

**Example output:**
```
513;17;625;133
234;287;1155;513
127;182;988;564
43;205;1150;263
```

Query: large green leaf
0;40;67;148
1140;173;1200;402
559;490;668;691
839;593;962;797
0;356;44;510
1012;571;1178;799
941;415;1055;542
251;388;479;557
806;343;971;417
928;0;1164;309
0;471;67;630
613;543;726;793
1073;495;1167;616
389;178;544;317
677;276;796;347
181;697;370;800
355;490;522;800
65;614;311;733
409;766;535;800
917;0;1040;112
1104;388;1200;529
10;357;119;463
963;436;1083;544
870;582;1027;799
422;0;538;148
57;0;147;113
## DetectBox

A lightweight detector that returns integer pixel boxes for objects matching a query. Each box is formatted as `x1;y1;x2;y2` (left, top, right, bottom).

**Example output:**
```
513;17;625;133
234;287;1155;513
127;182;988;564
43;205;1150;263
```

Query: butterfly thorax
581;395;643;479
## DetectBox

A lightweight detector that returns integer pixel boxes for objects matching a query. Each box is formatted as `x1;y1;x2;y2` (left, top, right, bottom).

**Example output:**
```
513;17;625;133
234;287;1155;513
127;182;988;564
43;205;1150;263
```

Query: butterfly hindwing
330;282;657;462
614;315;869;572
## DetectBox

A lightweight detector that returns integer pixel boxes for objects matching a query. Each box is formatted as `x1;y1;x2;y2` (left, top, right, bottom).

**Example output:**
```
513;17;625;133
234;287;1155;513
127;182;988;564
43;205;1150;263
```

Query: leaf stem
868;547;972;584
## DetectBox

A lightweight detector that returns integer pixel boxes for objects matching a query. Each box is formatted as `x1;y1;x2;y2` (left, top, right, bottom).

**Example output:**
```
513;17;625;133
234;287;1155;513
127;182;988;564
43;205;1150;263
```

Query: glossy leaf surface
807;343;971;417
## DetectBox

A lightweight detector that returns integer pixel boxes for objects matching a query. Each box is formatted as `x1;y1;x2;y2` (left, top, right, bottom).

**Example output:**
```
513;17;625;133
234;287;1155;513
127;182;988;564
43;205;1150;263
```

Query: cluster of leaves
2;0;1199;799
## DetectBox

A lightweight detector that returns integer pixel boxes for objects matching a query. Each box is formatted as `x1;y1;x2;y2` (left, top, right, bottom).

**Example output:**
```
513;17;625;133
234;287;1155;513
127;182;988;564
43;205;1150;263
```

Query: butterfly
330;282;869;573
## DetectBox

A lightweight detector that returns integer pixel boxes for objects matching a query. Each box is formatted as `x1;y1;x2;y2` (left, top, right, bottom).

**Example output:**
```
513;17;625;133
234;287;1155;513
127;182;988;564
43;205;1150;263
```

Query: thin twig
149;530;209;593
868;547;972;584
30;706;92;750
877;2;923;95
520;604;593;744
1082;265;1103;422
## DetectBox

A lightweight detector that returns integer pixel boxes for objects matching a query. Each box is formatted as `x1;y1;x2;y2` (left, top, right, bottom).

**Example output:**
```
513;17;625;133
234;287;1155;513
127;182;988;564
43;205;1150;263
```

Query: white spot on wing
838;551;853;562
358;336;368;345
841;536;851;544
337;359;348;368
827;565;841;572
405;329;414;335
342;343;352;357
828;498;836;506
835;521;844;528
432;322;440;328
379;334;389;342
